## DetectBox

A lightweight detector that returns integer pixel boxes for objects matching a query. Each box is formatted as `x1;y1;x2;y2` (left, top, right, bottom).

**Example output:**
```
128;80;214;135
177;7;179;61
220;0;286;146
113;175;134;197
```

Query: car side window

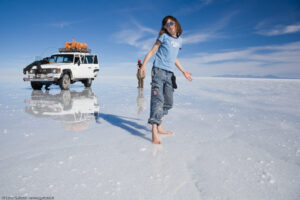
87;56;93;64
94;56;98;64
82;56;88;64
74;56;79;64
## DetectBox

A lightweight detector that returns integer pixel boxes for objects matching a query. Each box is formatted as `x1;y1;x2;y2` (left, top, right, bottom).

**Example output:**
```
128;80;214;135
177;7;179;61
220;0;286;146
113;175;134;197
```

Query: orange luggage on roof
64;41;88;51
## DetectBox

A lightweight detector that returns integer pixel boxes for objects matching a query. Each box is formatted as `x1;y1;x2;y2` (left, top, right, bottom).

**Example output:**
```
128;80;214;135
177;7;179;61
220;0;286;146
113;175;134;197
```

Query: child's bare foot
152;139;162;144
158;126;173;135
152;124;162;144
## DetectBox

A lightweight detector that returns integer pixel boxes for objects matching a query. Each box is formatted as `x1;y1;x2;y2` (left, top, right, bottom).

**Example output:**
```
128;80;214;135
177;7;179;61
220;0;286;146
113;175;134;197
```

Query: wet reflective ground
1;77;300;200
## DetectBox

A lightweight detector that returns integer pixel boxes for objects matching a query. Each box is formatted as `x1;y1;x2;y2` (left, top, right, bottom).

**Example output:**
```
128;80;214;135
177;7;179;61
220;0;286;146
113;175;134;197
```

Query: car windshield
49;54;74;63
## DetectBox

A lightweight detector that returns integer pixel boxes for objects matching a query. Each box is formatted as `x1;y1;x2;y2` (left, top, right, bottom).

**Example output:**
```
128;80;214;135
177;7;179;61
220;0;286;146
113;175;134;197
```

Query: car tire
59;73;71;90
82;88;93;96
83;78;92;88
60;90;72;110
31;82;43;90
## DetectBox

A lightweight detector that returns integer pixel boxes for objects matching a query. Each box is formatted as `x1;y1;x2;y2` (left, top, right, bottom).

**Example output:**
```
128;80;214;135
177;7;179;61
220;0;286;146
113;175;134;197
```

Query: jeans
148;67;174;125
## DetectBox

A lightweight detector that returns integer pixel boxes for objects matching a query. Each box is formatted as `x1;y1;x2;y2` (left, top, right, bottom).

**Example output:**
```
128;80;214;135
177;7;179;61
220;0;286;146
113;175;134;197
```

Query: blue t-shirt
153;33;182;72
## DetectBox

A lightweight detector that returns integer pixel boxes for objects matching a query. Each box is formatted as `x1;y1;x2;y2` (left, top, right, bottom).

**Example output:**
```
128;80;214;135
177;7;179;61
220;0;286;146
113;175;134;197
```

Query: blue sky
1;0;300;78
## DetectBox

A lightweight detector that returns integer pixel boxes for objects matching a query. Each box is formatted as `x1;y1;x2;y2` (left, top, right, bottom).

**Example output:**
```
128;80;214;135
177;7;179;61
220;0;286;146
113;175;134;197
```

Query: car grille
30;68;55;74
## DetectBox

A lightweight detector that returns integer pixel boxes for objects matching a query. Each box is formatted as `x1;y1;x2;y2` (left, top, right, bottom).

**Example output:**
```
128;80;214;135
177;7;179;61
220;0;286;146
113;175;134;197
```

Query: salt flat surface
0;73;300;200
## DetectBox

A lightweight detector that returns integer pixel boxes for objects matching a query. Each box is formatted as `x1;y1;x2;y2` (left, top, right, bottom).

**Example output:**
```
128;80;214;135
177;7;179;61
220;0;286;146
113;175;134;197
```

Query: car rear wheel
31;82;43;90
83;78;92;88
59;73;70;90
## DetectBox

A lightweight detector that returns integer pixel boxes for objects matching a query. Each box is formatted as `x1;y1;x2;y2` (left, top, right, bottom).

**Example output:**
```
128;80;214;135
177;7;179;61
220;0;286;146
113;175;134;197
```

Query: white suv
24;49;99;90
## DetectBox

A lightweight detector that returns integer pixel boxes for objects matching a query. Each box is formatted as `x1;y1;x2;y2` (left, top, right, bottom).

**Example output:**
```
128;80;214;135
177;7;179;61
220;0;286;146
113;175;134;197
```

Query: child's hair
159;16;182;37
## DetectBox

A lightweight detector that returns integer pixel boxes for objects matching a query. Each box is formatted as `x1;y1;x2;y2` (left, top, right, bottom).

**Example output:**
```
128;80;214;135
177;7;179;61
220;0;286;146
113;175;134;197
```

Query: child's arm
175;58;192;81
140;40;161;77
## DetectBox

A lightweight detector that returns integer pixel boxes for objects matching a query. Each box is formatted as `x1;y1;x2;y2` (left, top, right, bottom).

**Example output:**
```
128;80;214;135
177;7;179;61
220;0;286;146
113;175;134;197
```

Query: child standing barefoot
137;60;145;88
140;16;192;144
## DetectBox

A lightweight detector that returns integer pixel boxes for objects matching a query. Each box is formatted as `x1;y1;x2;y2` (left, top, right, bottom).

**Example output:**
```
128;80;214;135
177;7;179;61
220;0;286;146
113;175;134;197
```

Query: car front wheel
31;82;43;90
59;73;71;90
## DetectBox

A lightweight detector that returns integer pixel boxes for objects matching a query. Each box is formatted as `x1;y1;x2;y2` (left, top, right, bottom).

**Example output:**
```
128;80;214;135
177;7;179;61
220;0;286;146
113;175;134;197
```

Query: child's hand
140;66;145;77
183;71;192;81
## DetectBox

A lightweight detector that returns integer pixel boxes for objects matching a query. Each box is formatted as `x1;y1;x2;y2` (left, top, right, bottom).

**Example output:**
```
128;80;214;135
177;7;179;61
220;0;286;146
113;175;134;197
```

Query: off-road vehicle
23;42;99;90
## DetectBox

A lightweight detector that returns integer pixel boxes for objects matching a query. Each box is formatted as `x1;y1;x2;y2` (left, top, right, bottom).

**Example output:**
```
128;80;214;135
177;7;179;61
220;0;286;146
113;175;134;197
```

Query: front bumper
24;74;59;82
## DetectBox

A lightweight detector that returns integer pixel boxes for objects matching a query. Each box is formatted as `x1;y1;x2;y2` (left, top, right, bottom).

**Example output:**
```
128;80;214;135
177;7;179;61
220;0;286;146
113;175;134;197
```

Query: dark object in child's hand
171;73;177;89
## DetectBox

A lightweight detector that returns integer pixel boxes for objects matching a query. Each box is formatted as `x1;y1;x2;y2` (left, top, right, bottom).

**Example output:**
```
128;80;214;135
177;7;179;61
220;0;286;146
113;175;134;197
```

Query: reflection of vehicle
23;41;100;90
25;88;100;131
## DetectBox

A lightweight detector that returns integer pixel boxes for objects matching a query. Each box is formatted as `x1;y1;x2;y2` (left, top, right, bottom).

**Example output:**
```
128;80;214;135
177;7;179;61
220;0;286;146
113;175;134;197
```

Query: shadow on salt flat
95;113;151;142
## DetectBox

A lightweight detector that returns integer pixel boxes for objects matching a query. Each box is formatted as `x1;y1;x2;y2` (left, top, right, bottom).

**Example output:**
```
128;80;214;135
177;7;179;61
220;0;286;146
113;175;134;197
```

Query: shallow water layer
0;76;300;200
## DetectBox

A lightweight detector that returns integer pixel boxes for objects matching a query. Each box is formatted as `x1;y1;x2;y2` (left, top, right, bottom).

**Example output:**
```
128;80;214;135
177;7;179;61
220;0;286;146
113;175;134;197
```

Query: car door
77;55;89;78
86;55;95;78
72;55;81;78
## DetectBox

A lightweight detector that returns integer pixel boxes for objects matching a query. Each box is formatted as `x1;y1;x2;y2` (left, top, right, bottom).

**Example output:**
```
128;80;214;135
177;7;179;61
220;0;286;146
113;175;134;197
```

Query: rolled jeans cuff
148;118;162;125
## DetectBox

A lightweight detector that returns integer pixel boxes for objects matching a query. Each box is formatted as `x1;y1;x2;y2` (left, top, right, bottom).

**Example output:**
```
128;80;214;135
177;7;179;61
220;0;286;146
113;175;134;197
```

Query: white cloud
183;33;213;44
131;19;157;35
180;41;300;78
114;10;238;49
182;10;238;45
49;20;86;28
52;22;71;28
113;20;157;53
256;23;300;36
187;41;300;63
175;0;213;15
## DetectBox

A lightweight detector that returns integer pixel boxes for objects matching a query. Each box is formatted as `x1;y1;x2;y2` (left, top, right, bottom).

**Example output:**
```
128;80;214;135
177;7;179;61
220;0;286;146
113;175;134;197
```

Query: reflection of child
137;88;145;115
137;60;145;88
140;16;192;144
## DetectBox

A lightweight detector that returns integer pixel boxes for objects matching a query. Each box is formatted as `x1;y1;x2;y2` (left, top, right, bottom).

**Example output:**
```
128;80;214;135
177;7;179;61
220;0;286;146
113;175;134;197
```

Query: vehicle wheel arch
60;69;73;80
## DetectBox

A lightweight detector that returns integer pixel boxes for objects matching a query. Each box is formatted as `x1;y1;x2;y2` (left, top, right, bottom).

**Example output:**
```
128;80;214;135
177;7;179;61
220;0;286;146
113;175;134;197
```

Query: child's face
165;19;176;36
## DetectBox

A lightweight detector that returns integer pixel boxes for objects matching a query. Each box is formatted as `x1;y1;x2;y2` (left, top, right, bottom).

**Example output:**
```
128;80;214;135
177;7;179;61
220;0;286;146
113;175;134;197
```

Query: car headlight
52;68;61;73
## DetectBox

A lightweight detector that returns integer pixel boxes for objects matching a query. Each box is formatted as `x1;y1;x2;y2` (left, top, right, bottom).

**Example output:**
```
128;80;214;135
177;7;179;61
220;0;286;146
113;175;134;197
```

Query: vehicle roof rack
59;48;91;53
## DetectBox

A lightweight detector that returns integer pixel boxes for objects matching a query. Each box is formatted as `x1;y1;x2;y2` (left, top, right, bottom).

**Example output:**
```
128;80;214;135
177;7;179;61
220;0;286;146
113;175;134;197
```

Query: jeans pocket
151;67;160;78
151;82;160;90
